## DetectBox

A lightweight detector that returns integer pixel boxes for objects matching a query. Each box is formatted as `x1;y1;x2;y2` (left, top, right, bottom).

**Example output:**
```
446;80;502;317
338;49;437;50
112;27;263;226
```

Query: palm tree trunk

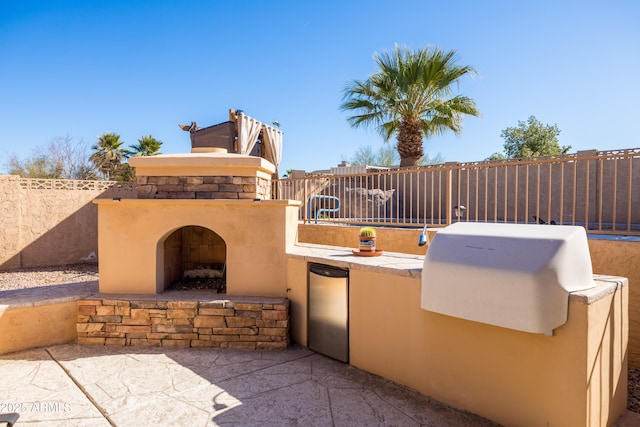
397;119;423;167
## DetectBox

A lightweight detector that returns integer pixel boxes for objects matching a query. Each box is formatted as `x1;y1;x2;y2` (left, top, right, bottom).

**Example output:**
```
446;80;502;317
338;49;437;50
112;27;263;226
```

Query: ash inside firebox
168;278;226;293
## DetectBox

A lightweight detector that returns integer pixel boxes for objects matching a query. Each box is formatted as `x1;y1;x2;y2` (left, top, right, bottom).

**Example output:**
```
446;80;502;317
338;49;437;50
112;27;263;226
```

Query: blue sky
1;1;638;175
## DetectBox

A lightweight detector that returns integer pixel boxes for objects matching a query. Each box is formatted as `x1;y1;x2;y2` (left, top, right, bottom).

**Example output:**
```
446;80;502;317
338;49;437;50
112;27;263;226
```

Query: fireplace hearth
167;276;226;292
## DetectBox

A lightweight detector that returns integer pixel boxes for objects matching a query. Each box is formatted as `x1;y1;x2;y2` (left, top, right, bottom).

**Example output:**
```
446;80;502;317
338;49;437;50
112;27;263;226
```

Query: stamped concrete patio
0;343;505;427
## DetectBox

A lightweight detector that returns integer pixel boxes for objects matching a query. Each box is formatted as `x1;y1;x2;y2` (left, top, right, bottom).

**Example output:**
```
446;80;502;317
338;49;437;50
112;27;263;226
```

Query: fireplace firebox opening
162;226;226;292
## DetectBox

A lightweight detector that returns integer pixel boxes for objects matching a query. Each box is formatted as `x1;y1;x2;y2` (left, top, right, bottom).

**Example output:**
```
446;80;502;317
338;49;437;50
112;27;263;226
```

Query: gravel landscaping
0;263;97;291
629;368;640;413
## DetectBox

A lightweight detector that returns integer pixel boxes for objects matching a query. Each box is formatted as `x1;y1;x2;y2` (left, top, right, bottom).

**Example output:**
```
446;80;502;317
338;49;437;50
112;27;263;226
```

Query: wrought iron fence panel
273;149;640;235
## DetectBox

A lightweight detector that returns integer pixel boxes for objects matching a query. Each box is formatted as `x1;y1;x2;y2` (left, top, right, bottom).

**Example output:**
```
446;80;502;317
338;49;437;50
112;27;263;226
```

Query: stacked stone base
76;297;289;350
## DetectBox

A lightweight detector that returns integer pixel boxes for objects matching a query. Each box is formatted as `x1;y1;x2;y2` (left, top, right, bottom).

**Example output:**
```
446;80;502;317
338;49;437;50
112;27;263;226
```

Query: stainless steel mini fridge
308;263;349;362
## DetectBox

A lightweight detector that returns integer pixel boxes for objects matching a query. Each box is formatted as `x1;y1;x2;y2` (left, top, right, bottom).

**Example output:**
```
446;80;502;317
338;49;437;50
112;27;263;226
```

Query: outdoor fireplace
163;225;227;292
93;119;299;296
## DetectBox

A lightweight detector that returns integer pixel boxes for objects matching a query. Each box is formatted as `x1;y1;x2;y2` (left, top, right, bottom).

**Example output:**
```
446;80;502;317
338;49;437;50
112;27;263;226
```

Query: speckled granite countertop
569;275;628;304
287;243;424;278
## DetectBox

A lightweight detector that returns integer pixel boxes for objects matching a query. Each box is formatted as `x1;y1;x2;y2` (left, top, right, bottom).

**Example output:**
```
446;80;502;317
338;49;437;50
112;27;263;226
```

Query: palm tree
341;45;480;167
90;132;125;180
125;135;163;157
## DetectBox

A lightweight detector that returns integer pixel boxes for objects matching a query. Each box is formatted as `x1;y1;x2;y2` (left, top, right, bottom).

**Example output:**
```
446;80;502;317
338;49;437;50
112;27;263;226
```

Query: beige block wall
0;176;136;270
0;176;21;269
0;302;78;354
19;189;99;267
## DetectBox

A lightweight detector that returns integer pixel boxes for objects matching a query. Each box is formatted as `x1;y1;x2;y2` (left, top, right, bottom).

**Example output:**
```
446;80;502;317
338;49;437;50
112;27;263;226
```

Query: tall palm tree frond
90;132;125;180
127;135;163;157
341;45;479;167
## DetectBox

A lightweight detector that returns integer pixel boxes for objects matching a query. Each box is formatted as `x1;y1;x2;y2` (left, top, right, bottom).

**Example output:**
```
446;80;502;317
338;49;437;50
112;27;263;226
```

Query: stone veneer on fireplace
136;174;271;200
76;296;290;350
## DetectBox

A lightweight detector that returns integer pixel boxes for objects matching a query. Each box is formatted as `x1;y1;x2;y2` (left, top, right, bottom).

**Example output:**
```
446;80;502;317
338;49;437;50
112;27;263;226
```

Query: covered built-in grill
421;222;596;335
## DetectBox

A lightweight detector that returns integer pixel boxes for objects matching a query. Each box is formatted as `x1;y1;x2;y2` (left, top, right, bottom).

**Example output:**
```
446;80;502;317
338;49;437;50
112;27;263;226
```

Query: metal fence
272;148;640;235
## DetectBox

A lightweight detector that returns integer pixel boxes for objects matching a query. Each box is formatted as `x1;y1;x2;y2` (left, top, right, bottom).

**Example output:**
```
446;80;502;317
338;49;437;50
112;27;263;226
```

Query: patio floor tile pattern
0;343;500;426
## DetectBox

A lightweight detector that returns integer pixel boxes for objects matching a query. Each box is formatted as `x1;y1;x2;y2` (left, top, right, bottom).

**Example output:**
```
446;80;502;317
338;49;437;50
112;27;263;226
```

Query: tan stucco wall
129;151;276;180
0;302;77;354
346;270;626;427
95;199;300;295
286;258;308;346
587;277;629;426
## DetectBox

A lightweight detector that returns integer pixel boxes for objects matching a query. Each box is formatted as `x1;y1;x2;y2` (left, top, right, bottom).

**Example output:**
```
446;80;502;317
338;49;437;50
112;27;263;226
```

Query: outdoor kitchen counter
287;242;627;303
288;242;428;279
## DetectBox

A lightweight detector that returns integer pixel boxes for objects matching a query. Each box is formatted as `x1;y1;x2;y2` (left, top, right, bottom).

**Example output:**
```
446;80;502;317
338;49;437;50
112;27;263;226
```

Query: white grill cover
421;222;595;335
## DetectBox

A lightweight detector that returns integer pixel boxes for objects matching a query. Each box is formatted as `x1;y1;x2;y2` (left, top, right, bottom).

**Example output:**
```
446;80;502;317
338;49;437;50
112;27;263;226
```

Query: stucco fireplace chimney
93;147;300;295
